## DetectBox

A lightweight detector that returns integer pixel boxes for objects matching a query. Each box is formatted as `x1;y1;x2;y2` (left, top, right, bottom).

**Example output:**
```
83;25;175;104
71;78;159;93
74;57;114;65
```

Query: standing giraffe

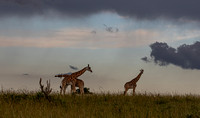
55;74;85;94
124;69;144;95
60;64;92;94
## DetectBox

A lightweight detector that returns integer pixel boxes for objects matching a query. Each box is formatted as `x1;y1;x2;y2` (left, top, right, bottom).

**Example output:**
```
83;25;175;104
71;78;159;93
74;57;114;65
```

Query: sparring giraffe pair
55;74;85;94
60;64;92;95
124;69;144;95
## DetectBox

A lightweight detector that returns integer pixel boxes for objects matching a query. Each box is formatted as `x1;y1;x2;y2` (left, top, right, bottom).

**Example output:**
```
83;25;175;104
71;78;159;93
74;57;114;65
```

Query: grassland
0;90;200;118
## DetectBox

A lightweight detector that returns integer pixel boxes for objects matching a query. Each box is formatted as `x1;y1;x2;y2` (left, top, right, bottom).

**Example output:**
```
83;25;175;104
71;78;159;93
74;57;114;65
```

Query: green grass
1;90;200;118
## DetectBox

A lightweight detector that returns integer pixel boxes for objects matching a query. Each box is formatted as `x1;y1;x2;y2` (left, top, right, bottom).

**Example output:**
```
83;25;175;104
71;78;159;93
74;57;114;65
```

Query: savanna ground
0;90;200;118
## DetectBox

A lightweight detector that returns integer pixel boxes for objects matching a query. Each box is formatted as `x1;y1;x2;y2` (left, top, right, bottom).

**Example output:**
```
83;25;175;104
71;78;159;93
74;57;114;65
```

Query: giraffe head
86;64;93;73
140;69;144;74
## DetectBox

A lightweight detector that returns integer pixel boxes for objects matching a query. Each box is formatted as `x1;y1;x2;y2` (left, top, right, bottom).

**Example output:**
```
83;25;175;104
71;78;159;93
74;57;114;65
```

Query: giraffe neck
132;71;143;83
71;67;87;78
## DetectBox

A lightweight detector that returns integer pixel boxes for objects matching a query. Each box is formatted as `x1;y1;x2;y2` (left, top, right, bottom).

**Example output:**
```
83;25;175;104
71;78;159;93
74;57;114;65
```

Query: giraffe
59;78;84;94
71;79;84;94
124;69;144;95
60;64;92;95
55;74;85;94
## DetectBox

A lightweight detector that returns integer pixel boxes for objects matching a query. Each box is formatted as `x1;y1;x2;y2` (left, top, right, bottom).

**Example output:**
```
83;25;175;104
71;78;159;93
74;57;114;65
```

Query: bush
76;87;93;94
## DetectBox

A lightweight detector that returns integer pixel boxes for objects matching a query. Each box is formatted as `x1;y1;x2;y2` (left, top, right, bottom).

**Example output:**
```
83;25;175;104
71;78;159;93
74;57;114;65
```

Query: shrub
76;87;93;94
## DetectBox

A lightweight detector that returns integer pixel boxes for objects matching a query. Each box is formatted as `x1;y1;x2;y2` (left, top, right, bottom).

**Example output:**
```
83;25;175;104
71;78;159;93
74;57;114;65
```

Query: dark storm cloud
142;41;200;70
1;0;200;20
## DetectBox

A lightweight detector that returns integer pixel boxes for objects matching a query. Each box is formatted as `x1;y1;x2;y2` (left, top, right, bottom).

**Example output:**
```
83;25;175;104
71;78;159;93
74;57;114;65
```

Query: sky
0;0;200;94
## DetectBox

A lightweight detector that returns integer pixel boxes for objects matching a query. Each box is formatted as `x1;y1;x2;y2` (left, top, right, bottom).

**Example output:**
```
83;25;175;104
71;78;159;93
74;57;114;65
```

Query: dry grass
0;90;200;118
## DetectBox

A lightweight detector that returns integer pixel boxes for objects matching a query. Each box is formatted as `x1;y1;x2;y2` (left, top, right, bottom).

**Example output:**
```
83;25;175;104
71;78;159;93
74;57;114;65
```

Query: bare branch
39;78;52;100
39;78;44;92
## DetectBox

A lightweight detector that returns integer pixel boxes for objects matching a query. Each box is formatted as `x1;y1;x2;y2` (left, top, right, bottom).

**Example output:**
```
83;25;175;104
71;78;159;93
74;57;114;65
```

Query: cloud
0;28;161;48
103;24;119;33
143;41;200;70
1;0;200;21
141;56;151;63
91;30;97;34
69;65;78;70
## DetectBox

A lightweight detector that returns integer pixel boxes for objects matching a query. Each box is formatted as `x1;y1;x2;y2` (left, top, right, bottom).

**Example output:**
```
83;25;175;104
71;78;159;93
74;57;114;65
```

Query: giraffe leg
70;85;73;93
72;85;76;93
124;88;128;95
60;86;63;95
80;81;84;94
60;82;65;95
132;84;137;96
71;83;76;93
63;85;68;95
79;86;84;94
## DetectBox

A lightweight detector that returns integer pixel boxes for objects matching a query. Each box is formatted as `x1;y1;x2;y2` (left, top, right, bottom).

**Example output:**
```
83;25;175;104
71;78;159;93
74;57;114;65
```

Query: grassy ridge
0;91;200;118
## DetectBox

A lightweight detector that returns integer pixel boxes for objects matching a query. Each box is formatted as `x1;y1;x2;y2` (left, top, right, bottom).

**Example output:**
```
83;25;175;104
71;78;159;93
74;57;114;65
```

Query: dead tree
39;78;52;101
